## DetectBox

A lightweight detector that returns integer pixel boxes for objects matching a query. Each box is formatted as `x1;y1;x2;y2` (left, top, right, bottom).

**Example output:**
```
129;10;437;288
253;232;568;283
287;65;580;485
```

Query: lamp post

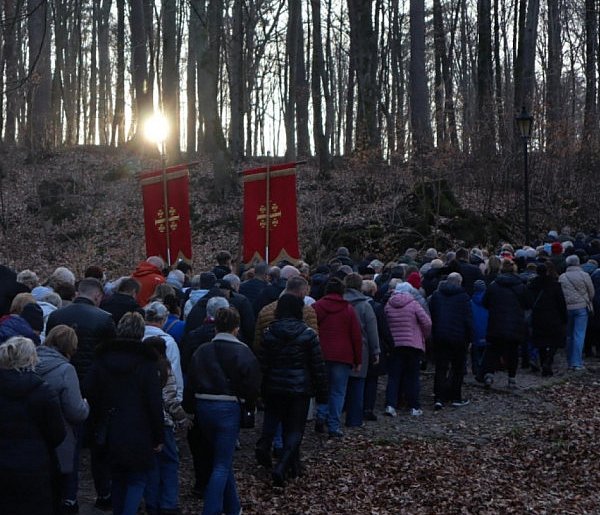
516;106;533;245
144;113;171;265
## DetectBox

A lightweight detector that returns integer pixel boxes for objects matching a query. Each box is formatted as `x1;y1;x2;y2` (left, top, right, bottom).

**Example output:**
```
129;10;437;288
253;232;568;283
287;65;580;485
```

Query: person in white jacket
143;301;184;400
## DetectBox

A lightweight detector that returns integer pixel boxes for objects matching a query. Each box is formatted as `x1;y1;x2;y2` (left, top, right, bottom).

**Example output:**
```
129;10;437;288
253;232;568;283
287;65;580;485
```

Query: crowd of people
1;226;599;515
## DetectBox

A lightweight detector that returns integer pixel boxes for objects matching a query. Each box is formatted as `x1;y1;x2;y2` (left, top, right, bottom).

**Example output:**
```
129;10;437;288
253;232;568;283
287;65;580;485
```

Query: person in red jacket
313;278;362;437
131;256;166;307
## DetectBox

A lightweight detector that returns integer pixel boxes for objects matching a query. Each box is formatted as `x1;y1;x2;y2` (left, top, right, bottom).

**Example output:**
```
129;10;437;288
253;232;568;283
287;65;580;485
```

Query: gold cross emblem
155;207;180;233
257;202;282;229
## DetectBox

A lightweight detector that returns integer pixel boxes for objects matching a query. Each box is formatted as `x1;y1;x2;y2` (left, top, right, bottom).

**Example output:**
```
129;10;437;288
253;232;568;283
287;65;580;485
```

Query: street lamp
516;106;533;245
144;113;172;265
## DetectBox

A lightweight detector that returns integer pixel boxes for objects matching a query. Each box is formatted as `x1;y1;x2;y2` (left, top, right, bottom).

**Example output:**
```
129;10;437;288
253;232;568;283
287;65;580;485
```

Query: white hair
223;273;240;289
17;270;39;290
144;301;169;323
207;296;229;319
51;267;76;286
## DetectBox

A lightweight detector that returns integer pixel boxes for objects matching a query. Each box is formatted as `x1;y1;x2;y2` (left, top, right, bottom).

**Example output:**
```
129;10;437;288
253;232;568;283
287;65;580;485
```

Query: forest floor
77;352;600;514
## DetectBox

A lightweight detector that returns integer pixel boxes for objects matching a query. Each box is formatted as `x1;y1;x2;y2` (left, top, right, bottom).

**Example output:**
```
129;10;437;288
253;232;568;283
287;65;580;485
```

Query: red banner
242;162;300;265
140;163;192;265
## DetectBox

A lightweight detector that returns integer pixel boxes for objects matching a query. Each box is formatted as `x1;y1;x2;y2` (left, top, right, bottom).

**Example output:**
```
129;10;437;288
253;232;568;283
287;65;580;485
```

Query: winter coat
470;290;489;347
0;368;65;515
313;293;362;366
35;346;89;473
162;368;189;428
366;297;393;377
239;278;268;307
429;282;472;344
385;292;431;352
422;267;443;297
144;325;183;400
260;318;328;403
457;260;485;296
483;273;531;343
83;338;164;472
183;332;261;412
528;275;567;348
0;265;29;316
132;262;166;307
46;297;116;384
100;292;144;325
181;319;217;375
253;279;287;316
0;315;41;345
164;313;185;345
344;289;380;378
229;291;256;347
254;300;318;355
559;266;595;311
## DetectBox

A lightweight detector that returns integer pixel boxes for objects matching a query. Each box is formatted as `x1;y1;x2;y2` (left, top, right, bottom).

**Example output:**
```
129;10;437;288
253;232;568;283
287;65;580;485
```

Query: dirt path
78;353;600;514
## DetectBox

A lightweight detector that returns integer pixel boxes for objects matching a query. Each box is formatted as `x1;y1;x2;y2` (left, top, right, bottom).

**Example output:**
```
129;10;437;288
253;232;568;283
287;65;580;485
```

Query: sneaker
61;500;79;514
314;418;326;433
451;399;470;407
507;377;517;389
434;401;443;411
384;405;397;417
363;411;378;421
94;495;112;511
484;373;494;389
410;408;423;416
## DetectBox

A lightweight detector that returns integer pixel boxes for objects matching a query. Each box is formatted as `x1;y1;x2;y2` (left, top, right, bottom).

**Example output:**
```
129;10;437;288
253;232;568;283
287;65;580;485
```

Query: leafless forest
0;0;599;260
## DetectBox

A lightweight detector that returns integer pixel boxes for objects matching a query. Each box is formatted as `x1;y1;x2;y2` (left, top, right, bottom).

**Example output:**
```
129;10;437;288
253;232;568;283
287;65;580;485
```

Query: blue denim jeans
385;347;422;410
316;361;351;433
345;377;365;427
567;308;588;368
196;399;241;515
144;426;179;512
111;469;148;515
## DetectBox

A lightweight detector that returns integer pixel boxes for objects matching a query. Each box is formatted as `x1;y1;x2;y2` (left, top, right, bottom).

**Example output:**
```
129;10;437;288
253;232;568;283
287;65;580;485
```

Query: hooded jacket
559;266;595;311
344;289;380;378
35;346;89;473
429;282;472;344
261;318;328;403
132;262;166;307
483;273;531;343
0;315;40;345
313;293;362;366
385;292;431;351
83;338;164;472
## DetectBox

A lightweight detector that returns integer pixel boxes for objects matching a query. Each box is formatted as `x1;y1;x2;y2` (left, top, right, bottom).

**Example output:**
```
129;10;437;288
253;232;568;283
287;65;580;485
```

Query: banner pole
265;161;271;264
161;144;172;266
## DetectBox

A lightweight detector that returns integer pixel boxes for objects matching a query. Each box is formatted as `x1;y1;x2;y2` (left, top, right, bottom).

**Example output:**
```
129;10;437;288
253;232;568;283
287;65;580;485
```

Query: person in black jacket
183;307;261;515
429;273;473;409
100;278;144;325
45;277;117;508
256;294;328;486
84;312;164;515
529;263;567;376
239;261;269;306
455;248;485;296
0;336;66;515
480;260;531;388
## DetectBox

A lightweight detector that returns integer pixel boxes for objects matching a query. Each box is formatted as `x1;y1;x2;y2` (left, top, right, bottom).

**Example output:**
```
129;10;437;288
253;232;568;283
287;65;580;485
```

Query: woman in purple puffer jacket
384;284;431;417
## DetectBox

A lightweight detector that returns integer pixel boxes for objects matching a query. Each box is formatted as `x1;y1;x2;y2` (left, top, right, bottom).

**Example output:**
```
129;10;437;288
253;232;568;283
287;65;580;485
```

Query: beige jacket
559;266;595;311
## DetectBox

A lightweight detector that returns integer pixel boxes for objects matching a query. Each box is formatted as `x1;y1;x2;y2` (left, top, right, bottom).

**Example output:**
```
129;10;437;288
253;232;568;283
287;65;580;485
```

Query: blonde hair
45;325;78;358
500;259;517;274
0;337;38;371
361;279;377;296
10;293;36;315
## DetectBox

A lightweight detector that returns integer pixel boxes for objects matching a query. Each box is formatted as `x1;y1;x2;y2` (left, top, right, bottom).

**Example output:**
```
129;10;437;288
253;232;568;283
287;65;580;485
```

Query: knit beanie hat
21;303;44;332
551;242;563;255
407;272;422;290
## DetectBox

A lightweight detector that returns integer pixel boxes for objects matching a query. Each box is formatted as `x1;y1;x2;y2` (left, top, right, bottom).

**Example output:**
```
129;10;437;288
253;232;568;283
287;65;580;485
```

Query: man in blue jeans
559;255;595;370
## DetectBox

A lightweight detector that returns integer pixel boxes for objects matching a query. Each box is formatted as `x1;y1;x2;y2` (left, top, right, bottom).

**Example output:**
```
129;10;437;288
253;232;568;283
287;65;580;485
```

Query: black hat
21;303;44;332
199;272;217;289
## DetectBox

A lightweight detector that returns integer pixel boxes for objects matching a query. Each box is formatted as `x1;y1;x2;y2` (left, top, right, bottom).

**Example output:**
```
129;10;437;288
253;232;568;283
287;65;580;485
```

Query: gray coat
344;289;380;378
36;346;89;473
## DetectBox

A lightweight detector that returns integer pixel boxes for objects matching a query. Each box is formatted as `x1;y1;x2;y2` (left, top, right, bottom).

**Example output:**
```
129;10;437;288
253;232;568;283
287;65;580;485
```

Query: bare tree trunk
130;0;153;141
546;0;561;150
583;0;597;147
296;7;311;158
284;0;300;160
27;0;53;157
494;0;506;152
87;1;98;144
477;0;495;157
111;0;126;146
432;0;446;146
162;0;180;162
3;0;18;144
228;0;244;162
187;0;199;155
409;0;433;155
98;0;112;145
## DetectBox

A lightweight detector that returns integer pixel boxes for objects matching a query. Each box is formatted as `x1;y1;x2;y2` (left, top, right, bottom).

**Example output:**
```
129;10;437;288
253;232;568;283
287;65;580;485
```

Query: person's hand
153;444;164;453
371;355;380;366
353;364;362;373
